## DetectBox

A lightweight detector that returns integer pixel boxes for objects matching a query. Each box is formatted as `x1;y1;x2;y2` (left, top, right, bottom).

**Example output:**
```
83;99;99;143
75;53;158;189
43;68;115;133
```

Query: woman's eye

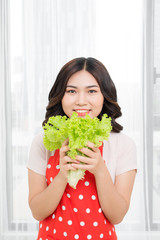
88;90;96;93
66;90;76;93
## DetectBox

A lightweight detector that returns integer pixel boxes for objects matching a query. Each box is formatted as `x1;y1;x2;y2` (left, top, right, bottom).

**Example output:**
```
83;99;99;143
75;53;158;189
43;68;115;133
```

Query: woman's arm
73;142;137;225
94;166;136;224
28;169;67;221
28;139;77;221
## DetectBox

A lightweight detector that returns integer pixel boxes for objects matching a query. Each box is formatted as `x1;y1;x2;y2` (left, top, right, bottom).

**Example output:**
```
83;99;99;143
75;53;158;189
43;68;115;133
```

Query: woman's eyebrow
66;85;99;88
86;85;99;88
66;85;77;88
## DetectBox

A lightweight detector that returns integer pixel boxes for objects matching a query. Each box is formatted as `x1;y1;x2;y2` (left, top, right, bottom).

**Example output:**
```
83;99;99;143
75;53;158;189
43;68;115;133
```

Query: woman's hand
59;139;78;180
72;142;105;176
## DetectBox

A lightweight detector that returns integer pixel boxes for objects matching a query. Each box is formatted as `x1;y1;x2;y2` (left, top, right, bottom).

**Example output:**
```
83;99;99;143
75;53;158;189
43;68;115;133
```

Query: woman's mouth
74;109;91;117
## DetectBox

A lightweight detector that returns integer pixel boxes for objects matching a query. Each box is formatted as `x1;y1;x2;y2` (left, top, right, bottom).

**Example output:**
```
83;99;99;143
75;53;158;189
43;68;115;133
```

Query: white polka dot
79;194;83;200
98;208;102;213
39;238;42;240
91;195;96;200
50;177;53;182
46;226;49;231
86;208;90;213
74;234;79;239
109;231;112;235
56;165;60;169
53;229;56;234
67;193;71;198
104;220;107;224
62;205;66;210
47;164;51;169
85;181;89;186
100;233;104;238
87;235;92;239
52;214;55;219
73;208;78;212
112;227;115;232
59;216;63;221
93;221;98;227
80;221;85;226
63;232;67;237
40;223;42;228
68;220;72;225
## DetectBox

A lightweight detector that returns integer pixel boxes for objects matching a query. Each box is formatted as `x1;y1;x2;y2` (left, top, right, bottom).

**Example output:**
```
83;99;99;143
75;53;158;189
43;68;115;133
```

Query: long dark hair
42;57;123;132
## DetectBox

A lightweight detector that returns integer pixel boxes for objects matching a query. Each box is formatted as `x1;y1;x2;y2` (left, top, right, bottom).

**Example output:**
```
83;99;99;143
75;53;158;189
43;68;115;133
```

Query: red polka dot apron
37;145;117;240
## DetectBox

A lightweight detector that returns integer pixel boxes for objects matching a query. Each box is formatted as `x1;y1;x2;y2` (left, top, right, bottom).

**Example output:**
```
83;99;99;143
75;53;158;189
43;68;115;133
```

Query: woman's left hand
71;142;105;176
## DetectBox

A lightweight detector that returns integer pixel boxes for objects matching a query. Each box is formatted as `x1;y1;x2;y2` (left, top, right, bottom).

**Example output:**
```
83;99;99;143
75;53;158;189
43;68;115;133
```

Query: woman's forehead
67;70;99;87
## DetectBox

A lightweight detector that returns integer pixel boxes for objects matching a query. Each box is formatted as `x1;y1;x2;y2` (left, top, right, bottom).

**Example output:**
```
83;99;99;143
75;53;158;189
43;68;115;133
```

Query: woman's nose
76;92;87;105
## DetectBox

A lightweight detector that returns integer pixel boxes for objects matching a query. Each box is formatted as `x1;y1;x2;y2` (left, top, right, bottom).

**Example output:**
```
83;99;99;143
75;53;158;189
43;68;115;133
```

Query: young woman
27;57;137;240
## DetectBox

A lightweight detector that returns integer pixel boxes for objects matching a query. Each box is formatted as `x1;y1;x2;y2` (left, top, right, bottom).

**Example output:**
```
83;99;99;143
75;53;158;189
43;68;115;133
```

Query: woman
27;57;137;240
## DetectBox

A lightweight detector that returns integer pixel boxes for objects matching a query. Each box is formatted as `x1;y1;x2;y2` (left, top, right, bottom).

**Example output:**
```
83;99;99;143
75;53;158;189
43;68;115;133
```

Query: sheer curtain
95;0;146;236
0;0;12;238
1;0;96;239
1;0;160;239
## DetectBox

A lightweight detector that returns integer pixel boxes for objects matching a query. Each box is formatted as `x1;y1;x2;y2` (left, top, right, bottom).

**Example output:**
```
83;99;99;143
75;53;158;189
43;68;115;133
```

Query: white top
27;132;137;183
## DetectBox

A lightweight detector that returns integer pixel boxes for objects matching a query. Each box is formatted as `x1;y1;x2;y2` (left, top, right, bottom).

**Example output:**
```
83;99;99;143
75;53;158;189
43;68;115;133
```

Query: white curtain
1;0;160;239
95;0;146;236
0;0;12;237
1;0;96;239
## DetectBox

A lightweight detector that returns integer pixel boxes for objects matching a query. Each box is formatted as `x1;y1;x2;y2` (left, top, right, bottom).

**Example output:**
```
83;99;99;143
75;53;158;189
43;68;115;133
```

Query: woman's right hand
28;138;77;221
59;138;77;180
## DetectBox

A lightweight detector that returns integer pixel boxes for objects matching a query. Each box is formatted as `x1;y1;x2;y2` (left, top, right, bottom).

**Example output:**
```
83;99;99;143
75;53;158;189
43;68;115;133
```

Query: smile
74;109;91;116
74;109;91;113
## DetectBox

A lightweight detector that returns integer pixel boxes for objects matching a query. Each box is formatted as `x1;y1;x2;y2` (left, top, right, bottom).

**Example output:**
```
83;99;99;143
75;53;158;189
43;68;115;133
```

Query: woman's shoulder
108;131;136;145
31;131;55;155
104;131;136;155
31;132;44;146
27;132;55;175
108;131;137;161
105;131;137;177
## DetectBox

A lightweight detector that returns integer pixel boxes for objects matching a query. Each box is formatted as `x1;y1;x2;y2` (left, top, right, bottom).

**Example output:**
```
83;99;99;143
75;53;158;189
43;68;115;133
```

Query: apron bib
37;145;117;240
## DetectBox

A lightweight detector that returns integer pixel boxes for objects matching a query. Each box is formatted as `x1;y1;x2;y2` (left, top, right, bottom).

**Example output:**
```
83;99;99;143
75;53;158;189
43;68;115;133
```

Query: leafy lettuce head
43;112;112;188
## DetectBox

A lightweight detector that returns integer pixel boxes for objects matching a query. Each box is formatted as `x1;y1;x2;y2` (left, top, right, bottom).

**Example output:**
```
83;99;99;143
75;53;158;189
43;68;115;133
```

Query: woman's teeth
75;110;89;113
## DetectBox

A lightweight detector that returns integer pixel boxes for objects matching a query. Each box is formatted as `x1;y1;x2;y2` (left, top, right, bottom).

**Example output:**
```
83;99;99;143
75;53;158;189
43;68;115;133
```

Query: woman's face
62;70;104;118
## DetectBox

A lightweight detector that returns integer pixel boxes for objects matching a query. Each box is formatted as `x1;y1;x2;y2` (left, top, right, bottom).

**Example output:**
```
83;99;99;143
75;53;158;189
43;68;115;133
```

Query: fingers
59;138;83;177
59;155;79;176
63;156;79;164
62;138;69;147
60;139;69;157
87;141;100;152
64;163;77;171
60;145;70;154
78;145;100;158
59;140;101;176
75;155;91;164
71;163;91;171
61;140;99;159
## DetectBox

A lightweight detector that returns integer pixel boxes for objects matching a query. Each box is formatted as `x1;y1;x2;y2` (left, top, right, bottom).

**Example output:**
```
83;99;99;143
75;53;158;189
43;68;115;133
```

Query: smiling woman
61;70;104;118
43;57;123;133
1;0;150;239
27;57;137;240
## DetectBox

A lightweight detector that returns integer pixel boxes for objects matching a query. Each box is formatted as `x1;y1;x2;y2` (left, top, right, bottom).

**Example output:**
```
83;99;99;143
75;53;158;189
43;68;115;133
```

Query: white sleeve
27;133;53;176
115;133;137;176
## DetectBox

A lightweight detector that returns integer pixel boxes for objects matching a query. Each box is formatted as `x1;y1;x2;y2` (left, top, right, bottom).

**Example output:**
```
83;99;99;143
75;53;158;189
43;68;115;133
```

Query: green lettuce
43;112;112;189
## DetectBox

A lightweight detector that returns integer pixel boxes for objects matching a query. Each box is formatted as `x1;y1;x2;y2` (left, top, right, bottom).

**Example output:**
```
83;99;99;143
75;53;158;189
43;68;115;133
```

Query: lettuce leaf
43;112;112;189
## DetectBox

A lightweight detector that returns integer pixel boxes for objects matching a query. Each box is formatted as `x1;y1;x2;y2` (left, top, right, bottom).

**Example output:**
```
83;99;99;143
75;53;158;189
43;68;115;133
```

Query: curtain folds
0;0;11;236
1;0;97;239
